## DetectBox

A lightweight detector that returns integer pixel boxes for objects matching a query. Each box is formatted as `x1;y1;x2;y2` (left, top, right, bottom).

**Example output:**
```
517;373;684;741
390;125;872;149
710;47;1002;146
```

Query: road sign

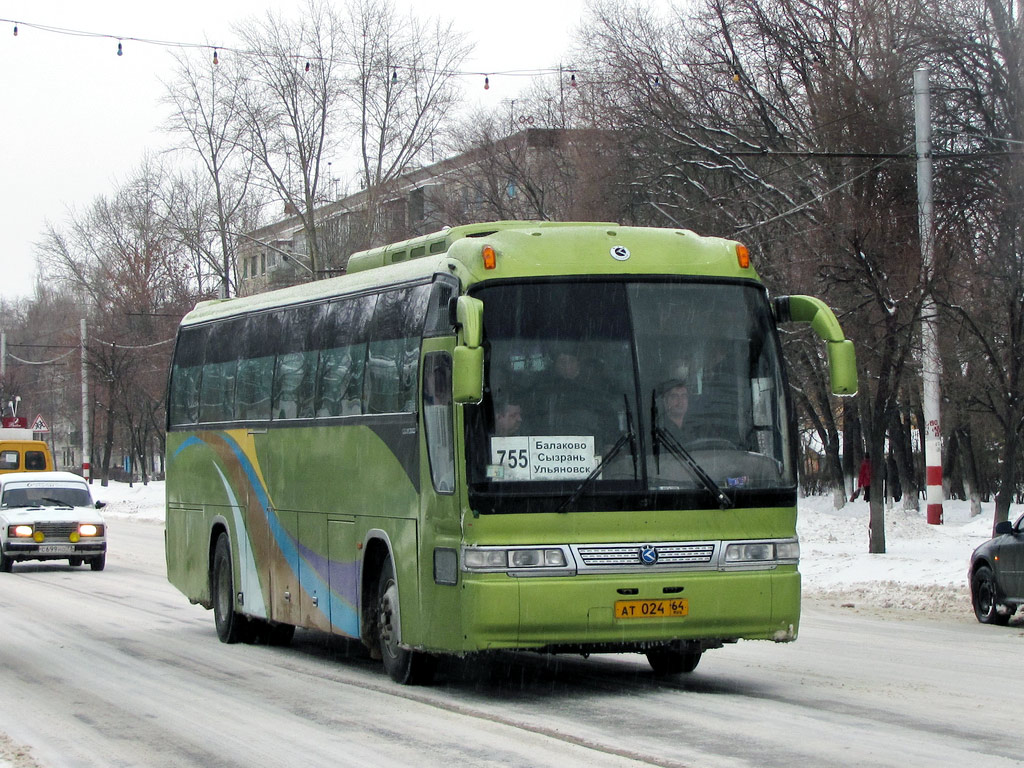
31;414;49;433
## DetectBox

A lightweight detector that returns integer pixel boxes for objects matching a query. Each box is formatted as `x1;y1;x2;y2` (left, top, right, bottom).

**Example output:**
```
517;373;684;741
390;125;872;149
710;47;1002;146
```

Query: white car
0;471;107;572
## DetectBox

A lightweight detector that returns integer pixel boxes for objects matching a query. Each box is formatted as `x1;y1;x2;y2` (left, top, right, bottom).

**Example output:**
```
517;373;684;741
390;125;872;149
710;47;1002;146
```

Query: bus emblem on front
640;545;658;565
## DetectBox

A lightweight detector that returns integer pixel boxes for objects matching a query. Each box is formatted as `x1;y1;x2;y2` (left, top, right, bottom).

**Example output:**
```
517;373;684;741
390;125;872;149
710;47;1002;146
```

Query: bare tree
232;0;347;278
342;0;471;248
36;160;197;484
163;46;260;298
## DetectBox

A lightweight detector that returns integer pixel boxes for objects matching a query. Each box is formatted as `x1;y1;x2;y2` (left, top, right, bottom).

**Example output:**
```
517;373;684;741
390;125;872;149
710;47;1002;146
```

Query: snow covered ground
93;479;1001;615
797;493;1000;615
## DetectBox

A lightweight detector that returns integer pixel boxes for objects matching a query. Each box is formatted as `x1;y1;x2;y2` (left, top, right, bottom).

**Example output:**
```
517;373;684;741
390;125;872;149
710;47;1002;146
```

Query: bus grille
35;522;77;539
575;542;716;568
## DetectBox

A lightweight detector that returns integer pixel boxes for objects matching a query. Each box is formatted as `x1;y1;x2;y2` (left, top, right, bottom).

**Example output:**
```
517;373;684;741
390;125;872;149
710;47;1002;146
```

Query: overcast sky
0;0;609;302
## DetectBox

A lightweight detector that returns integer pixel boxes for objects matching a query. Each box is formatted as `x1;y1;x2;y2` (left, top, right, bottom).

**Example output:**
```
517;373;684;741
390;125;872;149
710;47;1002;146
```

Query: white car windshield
2;487;92;507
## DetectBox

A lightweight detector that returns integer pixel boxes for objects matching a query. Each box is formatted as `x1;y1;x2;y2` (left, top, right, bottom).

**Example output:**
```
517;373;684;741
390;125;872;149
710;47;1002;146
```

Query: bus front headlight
510;548;567;568
462;546;571;573
463;549;508;569
723;539;799;565
725;542;774;562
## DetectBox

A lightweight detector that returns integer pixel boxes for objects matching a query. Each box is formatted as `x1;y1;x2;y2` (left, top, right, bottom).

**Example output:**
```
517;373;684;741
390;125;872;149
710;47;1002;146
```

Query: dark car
969;513;1024;625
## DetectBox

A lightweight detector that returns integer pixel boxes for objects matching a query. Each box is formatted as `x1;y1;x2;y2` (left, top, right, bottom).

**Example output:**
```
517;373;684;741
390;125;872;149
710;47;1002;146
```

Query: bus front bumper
457;567;800;652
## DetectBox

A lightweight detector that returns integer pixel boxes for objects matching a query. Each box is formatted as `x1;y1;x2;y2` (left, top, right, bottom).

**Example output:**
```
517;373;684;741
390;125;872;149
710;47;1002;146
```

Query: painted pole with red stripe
916;68;943;525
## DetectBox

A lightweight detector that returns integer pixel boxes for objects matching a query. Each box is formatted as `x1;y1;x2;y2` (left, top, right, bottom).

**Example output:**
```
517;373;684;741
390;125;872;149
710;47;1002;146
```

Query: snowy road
0;517;1020;768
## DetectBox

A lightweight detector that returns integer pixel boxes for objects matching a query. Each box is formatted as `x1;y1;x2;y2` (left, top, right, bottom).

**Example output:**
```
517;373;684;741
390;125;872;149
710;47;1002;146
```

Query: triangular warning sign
31;414;49;433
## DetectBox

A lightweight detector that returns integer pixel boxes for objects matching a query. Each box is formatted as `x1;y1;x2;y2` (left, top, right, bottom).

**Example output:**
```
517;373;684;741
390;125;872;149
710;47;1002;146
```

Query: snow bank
797;494;996;613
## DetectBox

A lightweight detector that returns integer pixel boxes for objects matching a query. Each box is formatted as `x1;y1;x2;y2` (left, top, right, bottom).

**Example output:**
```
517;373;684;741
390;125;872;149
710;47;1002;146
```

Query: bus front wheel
646;644;702;675
377;558;435;685
212;533;247;644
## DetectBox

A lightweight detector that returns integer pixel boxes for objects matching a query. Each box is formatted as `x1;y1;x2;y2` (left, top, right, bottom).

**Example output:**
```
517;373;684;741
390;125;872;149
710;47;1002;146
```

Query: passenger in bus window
658;378;695;443
493;401;522;436
533;349;609;439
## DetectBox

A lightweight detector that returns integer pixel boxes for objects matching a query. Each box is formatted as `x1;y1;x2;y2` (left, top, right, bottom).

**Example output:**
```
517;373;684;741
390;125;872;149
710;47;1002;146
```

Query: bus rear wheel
646;644;702;675
212;533;247;644
377;558;435;685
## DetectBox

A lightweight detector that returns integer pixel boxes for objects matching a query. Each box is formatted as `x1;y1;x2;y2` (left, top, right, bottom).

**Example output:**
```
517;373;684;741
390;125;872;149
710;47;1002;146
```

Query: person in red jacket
852;452;872;501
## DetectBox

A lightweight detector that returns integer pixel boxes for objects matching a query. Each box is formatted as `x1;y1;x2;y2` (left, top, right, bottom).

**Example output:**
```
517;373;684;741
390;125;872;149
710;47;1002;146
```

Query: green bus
165;221;856;684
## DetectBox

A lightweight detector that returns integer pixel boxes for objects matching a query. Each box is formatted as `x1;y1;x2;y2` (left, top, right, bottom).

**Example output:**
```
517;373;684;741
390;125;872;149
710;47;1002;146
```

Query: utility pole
81;319;91;483
915;67;943;525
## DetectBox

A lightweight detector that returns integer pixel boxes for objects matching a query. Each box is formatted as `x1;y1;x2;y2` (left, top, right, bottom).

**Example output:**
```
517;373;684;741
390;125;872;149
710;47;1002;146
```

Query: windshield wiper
556;394;637;513
40;496;73;507
650;389;733;509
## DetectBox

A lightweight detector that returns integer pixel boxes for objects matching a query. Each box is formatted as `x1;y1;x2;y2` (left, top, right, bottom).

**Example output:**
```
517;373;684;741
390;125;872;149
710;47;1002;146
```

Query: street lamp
231;231;315;277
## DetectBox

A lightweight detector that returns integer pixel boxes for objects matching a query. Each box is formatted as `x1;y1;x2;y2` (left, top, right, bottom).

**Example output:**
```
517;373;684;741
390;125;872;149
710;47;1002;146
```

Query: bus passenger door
298;512;332;632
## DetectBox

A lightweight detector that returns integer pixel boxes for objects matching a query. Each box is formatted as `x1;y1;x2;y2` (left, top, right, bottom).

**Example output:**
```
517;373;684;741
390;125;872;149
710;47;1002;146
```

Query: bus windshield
466;280;795;511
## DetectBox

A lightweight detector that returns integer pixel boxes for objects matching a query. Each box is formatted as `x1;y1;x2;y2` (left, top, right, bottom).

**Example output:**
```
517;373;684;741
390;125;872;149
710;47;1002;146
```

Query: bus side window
365;286;430;414
422;352;454;494
199;319;242;423
199;359;237;423
237;311;278;423
169;325;208;427
169;365;202;426
235;355;274;421
272;305;320;420
317;295;375;417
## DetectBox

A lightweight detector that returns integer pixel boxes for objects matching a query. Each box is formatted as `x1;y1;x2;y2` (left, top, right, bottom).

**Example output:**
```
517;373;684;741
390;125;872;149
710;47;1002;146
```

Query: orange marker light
482;245;497;270
736;243;751;269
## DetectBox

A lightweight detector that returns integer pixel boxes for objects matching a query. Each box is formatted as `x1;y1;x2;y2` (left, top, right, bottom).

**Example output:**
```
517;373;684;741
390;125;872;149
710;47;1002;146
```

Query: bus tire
212;533;246;644
646;644;702;675
377;558;435;685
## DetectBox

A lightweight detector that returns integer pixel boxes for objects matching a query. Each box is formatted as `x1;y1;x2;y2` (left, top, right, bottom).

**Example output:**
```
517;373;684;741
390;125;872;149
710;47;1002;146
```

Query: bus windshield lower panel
465;279;796;513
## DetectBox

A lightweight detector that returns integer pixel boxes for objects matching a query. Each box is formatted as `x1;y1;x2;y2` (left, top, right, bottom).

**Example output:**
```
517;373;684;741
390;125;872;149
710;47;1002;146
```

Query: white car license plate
39;544;74;554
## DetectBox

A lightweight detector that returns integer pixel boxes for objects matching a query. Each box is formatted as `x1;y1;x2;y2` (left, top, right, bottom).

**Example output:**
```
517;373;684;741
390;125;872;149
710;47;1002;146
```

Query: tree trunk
994;418;1020;534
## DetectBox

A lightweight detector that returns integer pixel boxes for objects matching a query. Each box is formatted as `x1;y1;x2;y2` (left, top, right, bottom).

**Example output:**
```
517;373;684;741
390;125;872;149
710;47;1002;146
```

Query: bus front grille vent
575;543;716;568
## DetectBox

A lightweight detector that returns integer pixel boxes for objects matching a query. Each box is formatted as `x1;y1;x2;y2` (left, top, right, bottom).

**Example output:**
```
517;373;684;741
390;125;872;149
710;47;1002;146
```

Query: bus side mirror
775;295;858;396
453;295;484;403
456;295;483;348
827;340;857;396
452;346;484;404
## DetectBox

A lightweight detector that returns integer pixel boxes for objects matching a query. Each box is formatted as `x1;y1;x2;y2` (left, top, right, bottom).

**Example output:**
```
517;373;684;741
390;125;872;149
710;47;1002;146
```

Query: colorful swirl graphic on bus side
173;431;360;636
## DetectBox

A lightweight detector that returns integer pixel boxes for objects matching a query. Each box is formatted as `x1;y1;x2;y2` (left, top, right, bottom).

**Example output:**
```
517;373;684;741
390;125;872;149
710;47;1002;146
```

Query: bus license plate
614;598;689;619
39;544;74;554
